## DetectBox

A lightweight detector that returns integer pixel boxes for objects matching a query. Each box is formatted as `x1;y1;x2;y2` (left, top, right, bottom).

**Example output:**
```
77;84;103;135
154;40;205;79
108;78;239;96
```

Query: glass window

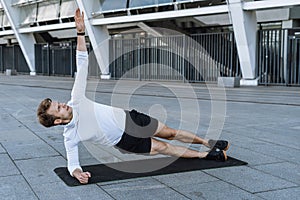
100;0;127;11
158;0;173;4
130;0;155;7
176;0;199;3
129;0;173;8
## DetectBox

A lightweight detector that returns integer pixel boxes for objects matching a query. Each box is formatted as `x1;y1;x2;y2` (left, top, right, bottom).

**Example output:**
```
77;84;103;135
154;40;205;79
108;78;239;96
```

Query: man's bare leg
154;122;210;147
150;138;227;161
150;138;208;158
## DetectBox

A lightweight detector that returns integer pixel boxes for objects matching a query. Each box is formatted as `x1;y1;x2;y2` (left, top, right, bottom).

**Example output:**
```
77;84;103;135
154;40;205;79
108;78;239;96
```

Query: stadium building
0;0;300;86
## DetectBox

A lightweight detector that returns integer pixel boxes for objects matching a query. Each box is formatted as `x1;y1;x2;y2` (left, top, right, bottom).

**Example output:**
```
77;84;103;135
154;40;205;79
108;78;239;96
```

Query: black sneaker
208;139;230;151
205;148;227;162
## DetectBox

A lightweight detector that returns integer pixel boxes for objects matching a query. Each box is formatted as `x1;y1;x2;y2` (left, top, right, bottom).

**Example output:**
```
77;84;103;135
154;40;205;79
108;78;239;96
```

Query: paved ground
0;74;300;200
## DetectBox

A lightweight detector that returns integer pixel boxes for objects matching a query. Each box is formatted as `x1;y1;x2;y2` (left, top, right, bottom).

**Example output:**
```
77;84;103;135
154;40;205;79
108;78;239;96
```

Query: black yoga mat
54;156;247;186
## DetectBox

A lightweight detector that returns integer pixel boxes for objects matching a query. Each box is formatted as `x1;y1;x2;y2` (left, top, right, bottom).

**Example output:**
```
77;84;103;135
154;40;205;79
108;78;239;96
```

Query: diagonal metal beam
0;0;36;75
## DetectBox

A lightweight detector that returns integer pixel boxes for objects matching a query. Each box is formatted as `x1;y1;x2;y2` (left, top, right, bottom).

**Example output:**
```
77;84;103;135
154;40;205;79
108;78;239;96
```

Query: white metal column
228;0;258;85
0;0;36;75
76;0;111;79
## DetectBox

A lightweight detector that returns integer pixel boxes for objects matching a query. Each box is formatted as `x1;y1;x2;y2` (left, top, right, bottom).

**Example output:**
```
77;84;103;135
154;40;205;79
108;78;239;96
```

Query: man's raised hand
74;8;85;34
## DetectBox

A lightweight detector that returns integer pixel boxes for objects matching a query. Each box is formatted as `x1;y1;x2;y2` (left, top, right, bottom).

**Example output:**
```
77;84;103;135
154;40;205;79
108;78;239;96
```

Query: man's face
47;101;73;125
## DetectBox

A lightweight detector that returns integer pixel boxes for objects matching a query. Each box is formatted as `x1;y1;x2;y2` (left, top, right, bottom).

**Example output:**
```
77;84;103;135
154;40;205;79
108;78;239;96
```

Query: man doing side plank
37;9;229;184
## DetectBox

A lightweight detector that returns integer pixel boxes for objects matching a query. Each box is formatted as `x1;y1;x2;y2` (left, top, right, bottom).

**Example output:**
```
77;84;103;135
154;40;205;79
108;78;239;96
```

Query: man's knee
164;126;178;139
155;122;166;134
151;139;169;153
155;124;177;139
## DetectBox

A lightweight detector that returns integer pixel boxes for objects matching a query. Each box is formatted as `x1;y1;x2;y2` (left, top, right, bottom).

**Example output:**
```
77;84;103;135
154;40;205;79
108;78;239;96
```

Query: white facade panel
37;1;60;22
256;8;290;22
2;13;11;27
20;5;37;25
60;0;78;18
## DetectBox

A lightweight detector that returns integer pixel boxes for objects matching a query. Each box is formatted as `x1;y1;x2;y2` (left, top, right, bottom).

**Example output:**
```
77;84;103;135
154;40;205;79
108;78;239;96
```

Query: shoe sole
223;150;228;161
224;143;230;151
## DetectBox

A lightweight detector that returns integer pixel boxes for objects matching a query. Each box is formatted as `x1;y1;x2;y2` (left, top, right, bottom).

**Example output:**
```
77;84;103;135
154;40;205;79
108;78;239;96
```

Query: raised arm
71;8;88;103
66;9;91;184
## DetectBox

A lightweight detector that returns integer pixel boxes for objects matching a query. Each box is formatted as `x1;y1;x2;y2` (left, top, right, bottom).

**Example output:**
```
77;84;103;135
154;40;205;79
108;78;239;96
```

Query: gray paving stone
217;132;271;152
23;120;47;131
225;145;283;166
1;76;300;199
257;187;300;200
49;142;67;158
1;103;32;116
26;119;55;132
15;156;66;185
154;170;218;187
224;102;300;129
0;127;40;143
101;178;189;200
0;144;6;153
0;154;20;177
10;109;36;120
253;162;300;185
0;175;38;200
0;117;23;132
245;143;300;165
2;140;59;160
31;181;113;200
37;130;65;146
224;125;300;151
220;132;300;165
173;180;263;200
203;166;297;193
44;127;66;135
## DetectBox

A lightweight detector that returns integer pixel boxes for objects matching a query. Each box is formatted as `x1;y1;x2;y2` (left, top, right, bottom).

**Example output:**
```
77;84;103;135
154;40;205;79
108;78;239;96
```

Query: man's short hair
37;98;58;128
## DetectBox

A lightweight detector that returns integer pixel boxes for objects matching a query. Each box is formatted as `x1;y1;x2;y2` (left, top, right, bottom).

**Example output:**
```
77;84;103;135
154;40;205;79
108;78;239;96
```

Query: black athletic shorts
115;109;158;154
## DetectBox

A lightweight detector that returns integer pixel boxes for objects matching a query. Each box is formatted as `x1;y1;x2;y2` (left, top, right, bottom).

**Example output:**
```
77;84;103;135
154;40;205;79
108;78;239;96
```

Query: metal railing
287;35;300;86
257;29;300;86
109;32;241;82
1;29;299;86
0;45;29;74
35;42;76;76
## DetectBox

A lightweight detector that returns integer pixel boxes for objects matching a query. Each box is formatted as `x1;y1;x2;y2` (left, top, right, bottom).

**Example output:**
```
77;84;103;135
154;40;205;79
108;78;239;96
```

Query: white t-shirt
63;51;126;175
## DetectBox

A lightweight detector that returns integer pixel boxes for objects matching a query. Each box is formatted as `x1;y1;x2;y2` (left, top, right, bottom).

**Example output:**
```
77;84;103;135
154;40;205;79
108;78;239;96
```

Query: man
37;9;229;184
